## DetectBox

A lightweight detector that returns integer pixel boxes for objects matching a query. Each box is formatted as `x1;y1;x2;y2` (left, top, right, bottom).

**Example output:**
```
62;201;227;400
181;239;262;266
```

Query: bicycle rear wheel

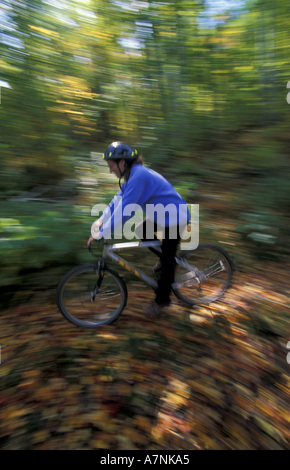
56;264;127;328
172;244;234;306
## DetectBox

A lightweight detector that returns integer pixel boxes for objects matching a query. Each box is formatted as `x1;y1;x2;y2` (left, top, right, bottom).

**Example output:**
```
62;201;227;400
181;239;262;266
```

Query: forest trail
0;259;289;450
1;0;290;451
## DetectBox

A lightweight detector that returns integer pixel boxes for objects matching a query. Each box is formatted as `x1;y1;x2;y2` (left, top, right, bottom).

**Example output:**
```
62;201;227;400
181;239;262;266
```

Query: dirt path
0;262;289;450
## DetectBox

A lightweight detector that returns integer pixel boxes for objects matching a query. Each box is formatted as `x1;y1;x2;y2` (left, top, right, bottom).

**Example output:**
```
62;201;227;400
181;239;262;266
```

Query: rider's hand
90;219;103;241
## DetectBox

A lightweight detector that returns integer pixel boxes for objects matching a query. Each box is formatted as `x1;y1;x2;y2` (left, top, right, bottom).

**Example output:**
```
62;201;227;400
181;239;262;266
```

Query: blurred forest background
1;0;290;451
1;0;290;302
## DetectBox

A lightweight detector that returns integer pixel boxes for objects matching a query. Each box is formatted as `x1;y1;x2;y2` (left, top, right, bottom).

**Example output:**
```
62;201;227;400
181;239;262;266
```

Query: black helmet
103;142;138;161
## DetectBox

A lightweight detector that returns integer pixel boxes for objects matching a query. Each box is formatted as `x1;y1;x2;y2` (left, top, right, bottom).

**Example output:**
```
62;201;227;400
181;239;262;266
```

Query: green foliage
0;202;92;292
1;0;290;299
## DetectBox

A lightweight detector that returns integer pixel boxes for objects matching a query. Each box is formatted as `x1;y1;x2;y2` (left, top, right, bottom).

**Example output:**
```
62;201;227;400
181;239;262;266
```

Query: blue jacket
99;164;190;239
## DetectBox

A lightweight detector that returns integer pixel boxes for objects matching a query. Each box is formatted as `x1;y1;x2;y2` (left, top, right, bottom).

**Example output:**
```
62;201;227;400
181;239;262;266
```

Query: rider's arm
91;190;123;240
99;190;123;225
99;173;147;240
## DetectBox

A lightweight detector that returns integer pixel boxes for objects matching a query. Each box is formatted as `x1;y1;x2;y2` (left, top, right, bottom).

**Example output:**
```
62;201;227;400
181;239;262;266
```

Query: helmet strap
117;160;127;190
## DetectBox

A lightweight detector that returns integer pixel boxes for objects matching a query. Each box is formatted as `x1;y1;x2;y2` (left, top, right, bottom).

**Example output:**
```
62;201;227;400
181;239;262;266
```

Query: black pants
135;219;181;305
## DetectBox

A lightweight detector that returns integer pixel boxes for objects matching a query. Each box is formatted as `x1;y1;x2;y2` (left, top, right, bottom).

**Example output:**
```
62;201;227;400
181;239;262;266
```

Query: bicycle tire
172;244;234;306
56;264;127;328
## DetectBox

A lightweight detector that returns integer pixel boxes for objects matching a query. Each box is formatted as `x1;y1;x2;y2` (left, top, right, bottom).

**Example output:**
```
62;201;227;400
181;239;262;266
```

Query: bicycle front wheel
56;264;127;328
172;244;234;306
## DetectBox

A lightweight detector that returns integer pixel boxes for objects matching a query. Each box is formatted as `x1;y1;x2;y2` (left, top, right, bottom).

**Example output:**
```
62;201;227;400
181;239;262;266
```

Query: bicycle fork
90;261;104;302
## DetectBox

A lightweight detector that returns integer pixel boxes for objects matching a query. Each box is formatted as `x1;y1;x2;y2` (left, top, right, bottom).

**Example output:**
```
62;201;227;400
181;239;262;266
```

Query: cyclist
89;141;190;316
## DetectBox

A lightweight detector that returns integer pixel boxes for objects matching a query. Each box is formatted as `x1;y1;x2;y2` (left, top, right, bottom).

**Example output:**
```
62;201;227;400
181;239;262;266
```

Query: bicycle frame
57;241;233;329
102;239;162;290
98;239;201;292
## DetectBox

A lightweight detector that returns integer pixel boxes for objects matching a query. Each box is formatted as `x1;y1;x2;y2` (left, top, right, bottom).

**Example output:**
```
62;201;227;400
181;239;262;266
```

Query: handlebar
88;238;101;253
87;237;108;256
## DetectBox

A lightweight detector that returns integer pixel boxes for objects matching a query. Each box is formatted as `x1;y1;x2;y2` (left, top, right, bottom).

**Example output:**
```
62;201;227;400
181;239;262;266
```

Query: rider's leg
135;219;160;257
155;226;180;305
135;219;180;312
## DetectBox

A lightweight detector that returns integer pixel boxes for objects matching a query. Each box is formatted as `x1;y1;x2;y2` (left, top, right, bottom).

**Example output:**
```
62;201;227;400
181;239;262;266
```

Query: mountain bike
56;238;234;329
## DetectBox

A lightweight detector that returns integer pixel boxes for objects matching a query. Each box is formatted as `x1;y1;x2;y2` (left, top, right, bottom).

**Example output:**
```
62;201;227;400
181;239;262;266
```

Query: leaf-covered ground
0;259;290;450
